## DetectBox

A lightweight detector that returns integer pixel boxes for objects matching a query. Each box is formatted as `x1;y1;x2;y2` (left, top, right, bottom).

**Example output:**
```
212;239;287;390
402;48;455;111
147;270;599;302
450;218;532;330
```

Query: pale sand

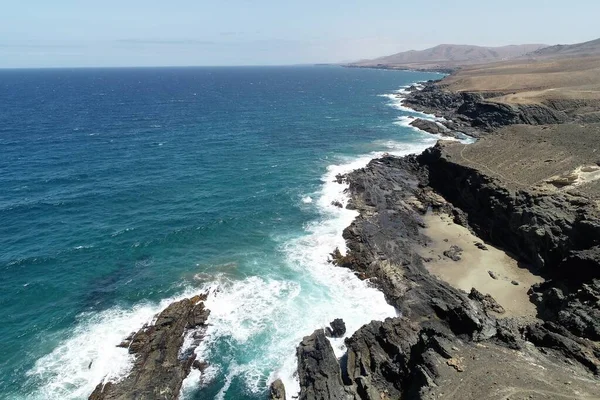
420;213;544;317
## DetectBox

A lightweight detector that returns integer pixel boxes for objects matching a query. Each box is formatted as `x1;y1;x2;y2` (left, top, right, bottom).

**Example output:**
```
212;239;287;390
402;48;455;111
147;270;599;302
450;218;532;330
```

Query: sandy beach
420;212;543;317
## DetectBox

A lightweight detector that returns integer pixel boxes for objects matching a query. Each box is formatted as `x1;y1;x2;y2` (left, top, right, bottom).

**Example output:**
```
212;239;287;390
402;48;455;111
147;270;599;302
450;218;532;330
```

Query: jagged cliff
403;83;569;132
291;151;600;399
285;77;600;399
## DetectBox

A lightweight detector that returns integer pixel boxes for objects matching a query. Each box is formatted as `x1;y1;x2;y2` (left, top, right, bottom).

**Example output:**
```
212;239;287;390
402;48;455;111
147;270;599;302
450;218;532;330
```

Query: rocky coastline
89;295;210;400
288;81;600;399
343;64;457;75
87;78;600;399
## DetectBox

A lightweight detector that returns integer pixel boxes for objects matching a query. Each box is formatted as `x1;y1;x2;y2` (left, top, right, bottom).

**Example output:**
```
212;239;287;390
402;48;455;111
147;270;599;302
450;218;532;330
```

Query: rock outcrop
417;143;600;371
89;295;210;400
418;142;600;275
297;330;351;400
409;118;455;137
289;77;600;400
294;152;600;399
268;379;286;400
403;83;570;132
325;319;347;338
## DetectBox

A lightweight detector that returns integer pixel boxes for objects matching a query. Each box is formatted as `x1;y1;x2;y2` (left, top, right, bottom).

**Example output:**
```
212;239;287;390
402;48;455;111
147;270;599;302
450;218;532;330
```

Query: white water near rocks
25;82;447;400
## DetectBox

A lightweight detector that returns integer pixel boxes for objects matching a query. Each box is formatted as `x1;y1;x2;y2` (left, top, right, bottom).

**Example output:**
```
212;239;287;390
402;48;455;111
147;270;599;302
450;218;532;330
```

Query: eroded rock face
297;330;351;400
418;142;600;276
89;295;210;400
403;82;569;132
295;151;600;399
416;143;600;369
531;278;600;341
409;118;451;136
341;157;497;342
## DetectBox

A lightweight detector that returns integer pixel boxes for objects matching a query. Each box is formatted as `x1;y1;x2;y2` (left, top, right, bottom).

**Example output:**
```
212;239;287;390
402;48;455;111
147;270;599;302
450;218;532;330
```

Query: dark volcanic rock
531;279;600;341
409;118;455;138
469;288;505;314
89;295;210;400
293;149;600;398
414;142;600;370
474;242;488;250
269;379;286;400
290;79;600;398
341;157;496;343
457;98;569;128
403;82;570;133
296;330;350;400
325;318;346;338
524;322;600;374
344;317;454;399
418;142;600;275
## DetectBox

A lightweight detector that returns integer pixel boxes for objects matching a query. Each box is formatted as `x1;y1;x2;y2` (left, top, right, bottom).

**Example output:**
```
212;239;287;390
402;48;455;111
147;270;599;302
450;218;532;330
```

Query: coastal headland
88;38;600;399
290;39;600;399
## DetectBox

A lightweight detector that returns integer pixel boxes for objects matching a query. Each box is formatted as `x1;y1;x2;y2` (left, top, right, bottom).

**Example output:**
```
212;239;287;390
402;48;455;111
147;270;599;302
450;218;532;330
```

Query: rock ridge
291;143;600;398
89;294;210;400
403;82;570;133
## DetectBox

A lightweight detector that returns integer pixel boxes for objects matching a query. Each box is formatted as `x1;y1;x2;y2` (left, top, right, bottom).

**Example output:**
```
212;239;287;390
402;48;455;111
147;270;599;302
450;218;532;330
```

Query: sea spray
25;289;202;400
182;139;441;399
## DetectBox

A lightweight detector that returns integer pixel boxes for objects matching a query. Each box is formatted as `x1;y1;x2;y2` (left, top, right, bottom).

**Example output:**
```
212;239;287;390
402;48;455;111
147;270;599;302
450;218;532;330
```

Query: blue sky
1;0;599;68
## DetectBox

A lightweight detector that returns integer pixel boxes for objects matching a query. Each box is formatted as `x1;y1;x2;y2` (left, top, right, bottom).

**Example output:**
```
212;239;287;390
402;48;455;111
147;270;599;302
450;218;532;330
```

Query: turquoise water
0;66;443;399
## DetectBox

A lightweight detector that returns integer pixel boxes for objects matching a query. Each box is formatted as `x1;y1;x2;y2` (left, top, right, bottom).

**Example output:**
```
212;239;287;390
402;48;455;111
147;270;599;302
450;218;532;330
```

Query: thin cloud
0;43;84;49
116;39;218;46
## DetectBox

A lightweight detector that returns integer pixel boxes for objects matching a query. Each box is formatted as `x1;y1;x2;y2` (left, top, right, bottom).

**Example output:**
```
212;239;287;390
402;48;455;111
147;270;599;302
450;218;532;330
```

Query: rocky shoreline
287;82;600;399
87;79;600;400
89;295;210;400
343;64;457;75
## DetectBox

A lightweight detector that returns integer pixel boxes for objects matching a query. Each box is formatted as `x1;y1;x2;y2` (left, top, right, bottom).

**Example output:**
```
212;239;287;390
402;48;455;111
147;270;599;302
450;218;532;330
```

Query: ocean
0;65;444;399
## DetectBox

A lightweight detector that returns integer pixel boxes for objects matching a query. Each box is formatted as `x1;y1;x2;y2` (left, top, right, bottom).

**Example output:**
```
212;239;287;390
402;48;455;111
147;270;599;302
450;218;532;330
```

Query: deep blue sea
0;66;443;399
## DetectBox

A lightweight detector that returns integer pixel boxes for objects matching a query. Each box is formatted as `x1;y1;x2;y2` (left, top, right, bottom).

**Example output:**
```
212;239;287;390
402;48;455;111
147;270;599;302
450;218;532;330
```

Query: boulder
325;318;346;338
443;245;463;261
269;379;286;400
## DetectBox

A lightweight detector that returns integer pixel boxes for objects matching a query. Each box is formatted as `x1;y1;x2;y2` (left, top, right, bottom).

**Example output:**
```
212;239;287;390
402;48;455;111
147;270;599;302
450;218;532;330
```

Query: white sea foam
378;84;444;122
73;245;94;250
180;139;438;399
301;196;313;204
25;290;198;400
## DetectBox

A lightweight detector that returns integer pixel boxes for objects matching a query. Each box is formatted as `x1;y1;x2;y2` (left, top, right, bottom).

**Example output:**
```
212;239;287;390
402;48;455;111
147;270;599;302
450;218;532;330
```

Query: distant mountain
524;38;600;59
349;44;548;71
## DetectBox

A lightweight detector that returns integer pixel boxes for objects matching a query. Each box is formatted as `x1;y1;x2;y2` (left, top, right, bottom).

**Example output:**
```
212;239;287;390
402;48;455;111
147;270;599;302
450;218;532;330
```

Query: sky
1;0;599;68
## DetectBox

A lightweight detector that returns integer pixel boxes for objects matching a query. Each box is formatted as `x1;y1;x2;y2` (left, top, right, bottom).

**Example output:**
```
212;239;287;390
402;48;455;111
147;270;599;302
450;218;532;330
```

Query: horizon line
0;63;340;71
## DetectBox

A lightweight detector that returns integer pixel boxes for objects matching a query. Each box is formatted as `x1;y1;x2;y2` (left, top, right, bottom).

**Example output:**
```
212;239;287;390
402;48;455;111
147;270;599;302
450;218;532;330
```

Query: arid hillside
348;43;547;71
441;40;600;121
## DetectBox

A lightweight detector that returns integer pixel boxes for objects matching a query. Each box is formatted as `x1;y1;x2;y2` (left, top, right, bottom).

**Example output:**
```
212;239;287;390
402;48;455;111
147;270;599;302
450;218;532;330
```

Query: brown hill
441;38;600;121
524;37;600;59
349;44;547;71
